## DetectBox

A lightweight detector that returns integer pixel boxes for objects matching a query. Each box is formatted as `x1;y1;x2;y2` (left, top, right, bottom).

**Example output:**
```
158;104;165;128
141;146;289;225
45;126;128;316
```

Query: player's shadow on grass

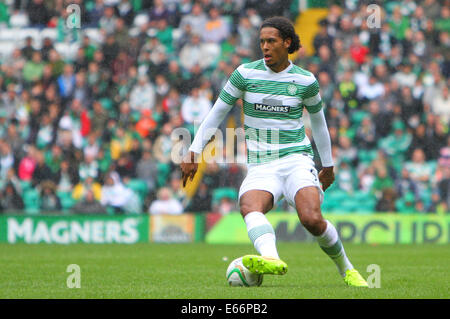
258;283;341;289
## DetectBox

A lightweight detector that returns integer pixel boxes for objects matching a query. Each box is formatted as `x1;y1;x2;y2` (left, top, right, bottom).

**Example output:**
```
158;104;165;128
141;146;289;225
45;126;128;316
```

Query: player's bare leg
294;186;368;286
240;190;288;275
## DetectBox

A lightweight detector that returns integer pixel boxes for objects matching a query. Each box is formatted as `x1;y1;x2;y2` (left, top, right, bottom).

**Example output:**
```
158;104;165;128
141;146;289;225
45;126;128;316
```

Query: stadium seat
157;163;171;187
18;28;41;43
0;28;16;41
358;149;377;164
212;188;238;205
9;13;29;28
324;189;348;203
351;110;369;125
84;28;104;44
126;179;148;202
0;40;15;59
23;189;41;215
57;192;75;212
54;42;80;60
40;28;58;41
336;198;359;213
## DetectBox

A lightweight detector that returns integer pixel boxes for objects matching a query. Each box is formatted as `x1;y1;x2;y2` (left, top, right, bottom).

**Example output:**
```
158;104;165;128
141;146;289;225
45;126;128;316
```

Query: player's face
260;27;291;69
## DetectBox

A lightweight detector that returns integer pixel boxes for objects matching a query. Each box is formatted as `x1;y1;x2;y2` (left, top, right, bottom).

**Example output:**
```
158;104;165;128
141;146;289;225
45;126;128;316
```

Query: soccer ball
226;257;263;287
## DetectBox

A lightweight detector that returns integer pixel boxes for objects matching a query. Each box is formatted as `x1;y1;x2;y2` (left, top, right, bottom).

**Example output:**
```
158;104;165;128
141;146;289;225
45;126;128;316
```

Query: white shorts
238;153;324;208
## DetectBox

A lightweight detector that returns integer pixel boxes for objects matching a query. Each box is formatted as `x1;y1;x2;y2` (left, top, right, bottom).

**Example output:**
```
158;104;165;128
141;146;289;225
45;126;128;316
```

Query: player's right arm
180;67;245;187
303;75;335;191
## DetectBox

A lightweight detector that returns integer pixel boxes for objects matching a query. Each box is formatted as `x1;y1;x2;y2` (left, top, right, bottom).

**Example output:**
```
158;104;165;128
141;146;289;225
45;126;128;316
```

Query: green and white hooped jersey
219;59;323;164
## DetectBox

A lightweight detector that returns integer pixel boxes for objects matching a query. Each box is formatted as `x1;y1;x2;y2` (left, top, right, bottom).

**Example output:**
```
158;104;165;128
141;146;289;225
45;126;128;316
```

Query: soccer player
180;16;368;287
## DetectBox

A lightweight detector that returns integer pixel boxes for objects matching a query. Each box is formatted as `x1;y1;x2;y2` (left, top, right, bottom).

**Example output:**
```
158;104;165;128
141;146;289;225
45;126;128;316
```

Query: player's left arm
304;78;335;191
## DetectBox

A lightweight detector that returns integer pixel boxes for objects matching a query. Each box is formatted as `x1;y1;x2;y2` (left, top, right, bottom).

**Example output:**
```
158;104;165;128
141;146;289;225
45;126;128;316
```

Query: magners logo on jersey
254;103;290;113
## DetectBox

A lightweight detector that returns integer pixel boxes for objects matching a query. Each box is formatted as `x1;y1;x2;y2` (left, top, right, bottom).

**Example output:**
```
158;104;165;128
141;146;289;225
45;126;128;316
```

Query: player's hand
318;166;335;191
180;151;198;187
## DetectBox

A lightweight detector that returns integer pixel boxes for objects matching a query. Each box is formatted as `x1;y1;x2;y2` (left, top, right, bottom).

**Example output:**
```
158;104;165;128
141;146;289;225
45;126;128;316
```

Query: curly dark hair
260;16;302;54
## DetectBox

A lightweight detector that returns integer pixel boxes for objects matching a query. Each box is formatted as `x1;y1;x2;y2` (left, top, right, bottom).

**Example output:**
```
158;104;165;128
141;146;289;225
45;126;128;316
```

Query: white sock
315;220;353;277
244;211;279;259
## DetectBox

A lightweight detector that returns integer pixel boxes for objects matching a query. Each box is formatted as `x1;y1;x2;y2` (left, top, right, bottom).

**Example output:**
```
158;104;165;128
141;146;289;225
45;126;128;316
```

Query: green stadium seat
126;179;148;202
212;188;238;205
358;149;377;164
157;163;171;187
23;189;41;215
57;191;75;212
351;110;369;125
324;189;348;202
339;198;359;213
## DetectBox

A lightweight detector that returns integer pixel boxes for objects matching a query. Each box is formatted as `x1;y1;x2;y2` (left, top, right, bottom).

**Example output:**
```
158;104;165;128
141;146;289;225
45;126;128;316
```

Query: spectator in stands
27;0;50;28
152;122;174;166
0;140;14;181
395;191;417;213
435;147;450;212
31;150;54;187
99;5;117;34
0;0;447;215
0;182;24;212
395;167;420;199
405;148;435;194
148;0;170;28
79;153;99;181
102;34;120;67
100;171;136;214
355;116;377;149
431;85;450;124
335;160;357;194
23;51;45;84
57;64;76;100
237;16;258;59
181;87;212;126
129;75;156;112
186;182;211;213
215;196;236;215
117;0;135;26
179;2;207;36
87;0;105;27
349;35;369;65
148;187;183;215
39;180;61;212
4;120;24;159
202;7;230;44
72;189;107;215
1;84;21;119
360;76;385;101
375;188;397;213
179;33;220;71
136;149;158;193
40;37;54;62
378;120;412;168
55;159;79;194
48;49;64;77
113;18;130;51
90;101;109;136
313;19;333;54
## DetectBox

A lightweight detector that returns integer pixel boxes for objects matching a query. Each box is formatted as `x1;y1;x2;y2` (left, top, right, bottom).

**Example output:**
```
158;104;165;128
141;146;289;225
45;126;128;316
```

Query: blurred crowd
0;0;448;215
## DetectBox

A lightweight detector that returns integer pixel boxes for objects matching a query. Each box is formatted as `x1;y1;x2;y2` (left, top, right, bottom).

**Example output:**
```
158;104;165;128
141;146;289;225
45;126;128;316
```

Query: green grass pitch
0;243;448;299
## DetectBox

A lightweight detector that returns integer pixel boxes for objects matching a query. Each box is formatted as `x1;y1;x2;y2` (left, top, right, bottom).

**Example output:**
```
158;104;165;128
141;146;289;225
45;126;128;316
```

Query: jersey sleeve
218;68;245;105
303;78;323;114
